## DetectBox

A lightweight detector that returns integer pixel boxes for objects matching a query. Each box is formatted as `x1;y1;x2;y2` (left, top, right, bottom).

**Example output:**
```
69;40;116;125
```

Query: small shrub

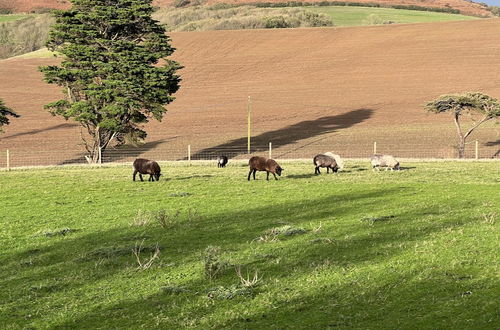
132;240;160;270
207;285;253;300
0;8;13;14
162;286;190;295
361;215;395;225
204;245;229;280
35;228;78;237
235;266;262;288
131;209;182;228
268;225;307;236
173;0;191;8
131;210;151;226
363;14;393;25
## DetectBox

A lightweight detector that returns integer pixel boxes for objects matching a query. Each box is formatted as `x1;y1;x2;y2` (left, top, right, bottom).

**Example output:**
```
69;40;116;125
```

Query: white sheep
371;154;400;171
324;152;344;171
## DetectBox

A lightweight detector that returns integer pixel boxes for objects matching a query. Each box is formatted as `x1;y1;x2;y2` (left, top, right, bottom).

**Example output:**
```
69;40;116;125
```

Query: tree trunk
457;138;466;159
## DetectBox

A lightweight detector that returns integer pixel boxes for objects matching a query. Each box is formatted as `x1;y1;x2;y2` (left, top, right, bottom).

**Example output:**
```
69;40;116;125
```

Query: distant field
0;161;498;328
0;14;28;23
308;6;480;26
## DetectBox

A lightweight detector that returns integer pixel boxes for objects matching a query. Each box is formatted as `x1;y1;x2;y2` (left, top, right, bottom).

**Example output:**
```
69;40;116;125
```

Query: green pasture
308;6;480;26
0;14;29;23
0;161;498;328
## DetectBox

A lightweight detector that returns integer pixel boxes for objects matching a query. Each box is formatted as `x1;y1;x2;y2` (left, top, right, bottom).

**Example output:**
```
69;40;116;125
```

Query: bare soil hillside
0;19;499;166
0;0;492;17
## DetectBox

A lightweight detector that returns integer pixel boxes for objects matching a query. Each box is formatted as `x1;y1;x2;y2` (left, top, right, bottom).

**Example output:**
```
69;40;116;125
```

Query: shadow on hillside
187;108;373;160
485;140;500;158
2;123;77;140
1;186;479;328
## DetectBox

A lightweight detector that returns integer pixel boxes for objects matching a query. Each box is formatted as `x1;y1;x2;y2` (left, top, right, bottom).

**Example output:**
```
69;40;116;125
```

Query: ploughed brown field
1;19;499;167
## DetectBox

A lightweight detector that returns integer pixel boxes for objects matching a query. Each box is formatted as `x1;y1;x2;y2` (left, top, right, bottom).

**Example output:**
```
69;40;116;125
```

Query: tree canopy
0;99;19;133
39;0;182;163
425;92;500;158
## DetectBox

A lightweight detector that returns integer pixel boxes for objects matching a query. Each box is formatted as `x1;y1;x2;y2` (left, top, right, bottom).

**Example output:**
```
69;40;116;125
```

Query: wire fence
1;139;498;170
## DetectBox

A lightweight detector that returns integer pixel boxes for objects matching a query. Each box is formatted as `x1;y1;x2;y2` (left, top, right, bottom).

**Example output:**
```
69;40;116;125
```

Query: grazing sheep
248;156;283;181
324;152;344;171
133;158;162;182
313;154;339;175
371;154;400;171
217;155;228;168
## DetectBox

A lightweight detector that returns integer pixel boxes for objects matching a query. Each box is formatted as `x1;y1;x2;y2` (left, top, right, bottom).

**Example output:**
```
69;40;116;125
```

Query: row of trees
1;0;499;160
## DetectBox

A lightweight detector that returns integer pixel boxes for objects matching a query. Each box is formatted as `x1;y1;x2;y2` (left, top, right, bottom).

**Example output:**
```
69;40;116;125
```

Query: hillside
0;0;492;17
1;19;499;167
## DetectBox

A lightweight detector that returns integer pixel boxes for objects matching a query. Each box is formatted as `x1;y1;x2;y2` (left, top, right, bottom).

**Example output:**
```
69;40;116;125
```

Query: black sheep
217;155;228;168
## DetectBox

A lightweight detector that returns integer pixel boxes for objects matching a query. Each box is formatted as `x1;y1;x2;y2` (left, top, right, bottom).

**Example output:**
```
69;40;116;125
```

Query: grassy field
308;6;480;26
0;161;498;328
0;14;28;23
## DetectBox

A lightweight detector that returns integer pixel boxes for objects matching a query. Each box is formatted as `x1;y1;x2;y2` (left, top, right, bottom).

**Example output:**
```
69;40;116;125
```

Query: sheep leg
273;173;278;180
133;170;138;181
327;167;330;174
139;174;144;182
315;167;320;175
247;169;253;181
253;169;257;180
266;171;270;181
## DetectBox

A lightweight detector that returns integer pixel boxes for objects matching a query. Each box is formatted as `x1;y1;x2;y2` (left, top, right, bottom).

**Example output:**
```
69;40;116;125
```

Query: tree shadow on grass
0;185;480;328
188;109;373;160
47;197;481;329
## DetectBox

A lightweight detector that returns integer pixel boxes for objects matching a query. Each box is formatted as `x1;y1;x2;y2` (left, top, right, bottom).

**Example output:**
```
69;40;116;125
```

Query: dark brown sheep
248;156;283;181
313;154;339;175
133;158;162;182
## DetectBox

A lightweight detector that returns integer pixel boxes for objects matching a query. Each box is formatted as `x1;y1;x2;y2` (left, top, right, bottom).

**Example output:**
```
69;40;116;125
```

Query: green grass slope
0;14;28;23
308;6;479;26
0;161;498;328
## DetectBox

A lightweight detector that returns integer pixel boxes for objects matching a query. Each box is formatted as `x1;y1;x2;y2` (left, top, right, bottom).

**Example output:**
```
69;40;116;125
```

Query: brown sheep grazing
248;156;283;181
133;158;162;182
313;154;339;175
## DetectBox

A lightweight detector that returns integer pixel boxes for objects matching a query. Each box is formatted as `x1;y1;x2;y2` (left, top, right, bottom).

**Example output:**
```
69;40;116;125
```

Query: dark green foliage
0;98;19;132
0;8;13;14
39;0;182;163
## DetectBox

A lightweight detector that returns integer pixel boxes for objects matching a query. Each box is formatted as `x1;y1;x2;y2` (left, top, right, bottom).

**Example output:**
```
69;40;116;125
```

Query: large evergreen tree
0;99;19;133
40;0;182;163
425;92;500;158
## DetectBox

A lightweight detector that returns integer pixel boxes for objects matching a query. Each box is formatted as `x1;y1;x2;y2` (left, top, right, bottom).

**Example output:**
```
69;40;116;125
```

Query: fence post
247;96;252;154
269;142;272;159
373;141;377;155
188;144;191;164
475;140;479;160
6;149;10;171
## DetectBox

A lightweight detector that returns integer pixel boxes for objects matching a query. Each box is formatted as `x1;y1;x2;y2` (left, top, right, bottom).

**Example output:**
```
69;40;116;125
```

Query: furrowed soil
0;19;499;166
